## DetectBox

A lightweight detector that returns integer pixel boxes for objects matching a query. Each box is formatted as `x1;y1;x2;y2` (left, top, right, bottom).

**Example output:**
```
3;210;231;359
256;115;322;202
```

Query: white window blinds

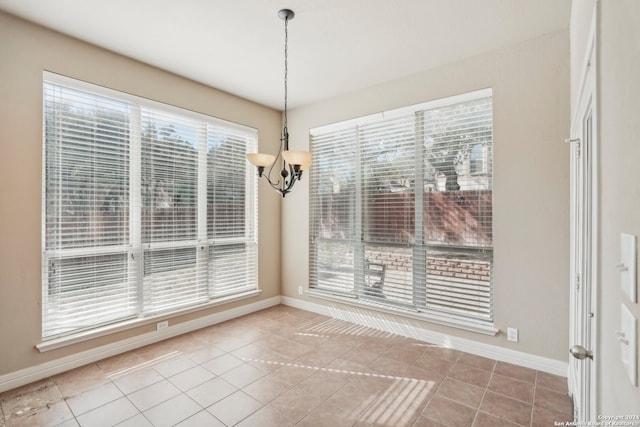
43;83;138;337
43;73;257;339
310;89;493;327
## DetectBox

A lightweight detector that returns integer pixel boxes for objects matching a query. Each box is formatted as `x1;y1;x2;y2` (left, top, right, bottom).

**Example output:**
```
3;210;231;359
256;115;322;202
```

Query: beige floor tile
0;379;56;403
174;410;225;427
297;400;358;427
536;371;568;394
207;390;263;426
534;385;572;416
268;383;328;423
112;366;164;395
488;373;535;404
473;411;522;426
359;377;434;427
55;418;80;427
324;356;373;378
114;413;153;427
457;352;497;373
414;353;455;374
0;381;62;419
185;377;237;408
340;346;382;367
368;355;413;379
220;363;267;389
229;342;268;360
268;363;316;386
96;352;147;377
186;345;225;365
242;374;294;404
152;355;197;378
161;333;207;354
383;345;423;365
168;365;215;391
75;396;138;427
422;395;477;427
134;341;178;362
127;379;181;412
422;345;462;362
65;381;123;416
201;353;244;375
244;350;293;372
412;415;447;427
326;375;393;418
480;390;533;426
437;377;485;408
494;362;537;384
143;393;201;427
52;364;110;398
208;335;250;352
4;400;74;427
235;404;295;427
358;338;394;355
448;361;492;388
531;404;573;427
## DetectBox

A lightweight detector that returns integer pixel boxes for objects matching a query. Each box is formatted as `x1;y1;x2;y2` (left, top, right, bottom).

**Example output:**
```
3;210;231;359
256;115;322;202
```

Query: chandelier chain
283;15;289;129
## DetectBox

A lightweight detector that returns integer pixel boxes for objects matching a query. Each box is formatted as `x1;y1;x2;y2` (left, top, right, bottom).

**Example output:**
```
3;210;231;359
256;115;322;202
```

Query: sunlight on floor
105;351;181;379
245;356;436;426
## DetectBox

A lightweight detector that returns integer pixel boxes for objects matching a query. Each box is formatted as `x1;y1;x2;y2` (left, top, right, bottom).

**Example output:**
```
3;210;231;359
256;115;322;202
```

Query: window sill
36;289;262;352
306;289;498;336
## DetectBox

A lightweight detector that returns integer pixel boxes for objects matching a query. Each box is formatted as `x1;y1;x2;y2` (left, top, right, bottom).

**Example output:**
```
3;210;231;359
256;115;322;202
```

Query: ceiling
0;0;571;110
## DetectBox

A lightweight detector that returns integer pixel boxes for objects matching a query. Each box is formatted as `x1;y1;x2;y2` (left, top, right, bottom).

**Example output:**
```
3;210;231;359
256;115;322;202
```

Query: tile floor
0;305;573;427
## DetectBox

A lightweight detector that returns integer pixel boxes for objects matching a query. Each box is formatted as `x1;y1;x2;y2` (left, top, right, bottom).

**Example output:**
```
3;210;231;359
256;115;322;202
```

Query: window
42;73;257;339
309;89;493;330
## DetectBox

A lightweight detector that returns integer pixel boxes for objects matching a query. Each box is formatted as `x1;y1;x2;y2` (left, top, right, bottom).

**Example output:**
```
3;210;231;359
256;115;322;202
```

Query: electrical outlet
298;286;303;295
507;327;519;342
157;320;168;331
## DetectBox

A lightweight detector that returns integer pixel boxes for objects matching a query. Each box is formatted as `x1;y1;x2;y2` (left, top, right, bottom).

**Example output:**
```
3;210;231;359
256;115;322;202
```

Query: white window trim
36;289;262;352
309;88;494;332
41;71;259;342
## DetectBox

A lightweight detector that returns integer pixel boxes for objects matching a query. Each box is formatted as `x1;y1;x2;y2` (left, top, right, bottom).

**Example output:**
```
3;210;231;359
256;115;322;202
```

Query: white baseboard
1;294;568;394
282;296;568;377
0;296;281;393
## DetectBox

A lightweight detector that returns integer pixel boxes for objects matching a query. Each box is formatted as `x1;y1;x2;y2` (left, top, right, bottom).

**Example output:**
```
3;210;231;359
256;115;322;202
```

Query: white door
568;40;597;422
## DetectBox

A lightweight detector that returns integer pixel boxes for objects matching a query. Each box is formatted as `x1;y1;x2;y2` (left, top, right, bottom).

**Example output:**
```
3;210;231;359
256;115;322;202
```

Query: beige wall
0;11;282;376
282;30;571;361
592;0;640;415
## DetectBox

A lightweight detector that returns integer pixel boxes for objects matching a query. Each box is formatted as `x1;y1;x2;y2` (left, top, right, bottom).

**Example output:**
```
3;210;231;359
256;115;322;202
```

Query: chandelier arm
260;169;282;189
262;133;286;188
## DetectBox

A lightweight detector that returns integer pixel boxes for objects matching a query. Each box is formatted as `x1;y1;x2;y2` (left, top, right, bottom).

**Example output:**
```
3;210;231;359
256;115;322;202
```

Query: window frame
308;88;497;335
41;72;259;344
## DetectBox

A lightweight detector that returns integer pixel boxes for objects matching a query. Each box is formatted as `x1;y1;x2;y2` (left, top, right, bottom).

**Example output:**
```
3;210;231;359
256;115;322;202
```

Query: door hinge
576;273;581;291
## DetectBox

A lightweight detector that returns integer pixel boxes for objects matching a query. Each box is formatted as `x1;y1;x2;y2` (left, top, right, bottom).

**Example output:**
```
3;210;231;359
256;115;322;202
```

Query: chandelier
246;9;312;197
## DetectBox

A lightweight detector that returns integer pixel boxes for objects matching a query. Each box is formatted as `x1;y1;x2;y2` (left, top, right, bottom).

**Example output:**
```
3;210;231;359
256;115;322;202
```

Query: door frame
568;12;598;422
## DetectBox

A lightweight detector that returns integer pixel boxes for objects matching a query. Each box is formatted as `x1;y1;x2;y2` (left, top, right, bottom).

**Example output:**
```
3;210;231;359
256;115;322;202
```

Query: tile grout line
469;361;495;427
417;352;459;425
531;370;539;426
52;381;79;426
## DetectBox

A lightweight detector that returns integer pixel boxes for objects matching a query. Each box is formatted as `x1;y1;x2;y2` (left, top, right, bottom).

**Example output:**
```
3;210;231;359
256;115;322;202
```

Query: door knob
570;345;593;360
